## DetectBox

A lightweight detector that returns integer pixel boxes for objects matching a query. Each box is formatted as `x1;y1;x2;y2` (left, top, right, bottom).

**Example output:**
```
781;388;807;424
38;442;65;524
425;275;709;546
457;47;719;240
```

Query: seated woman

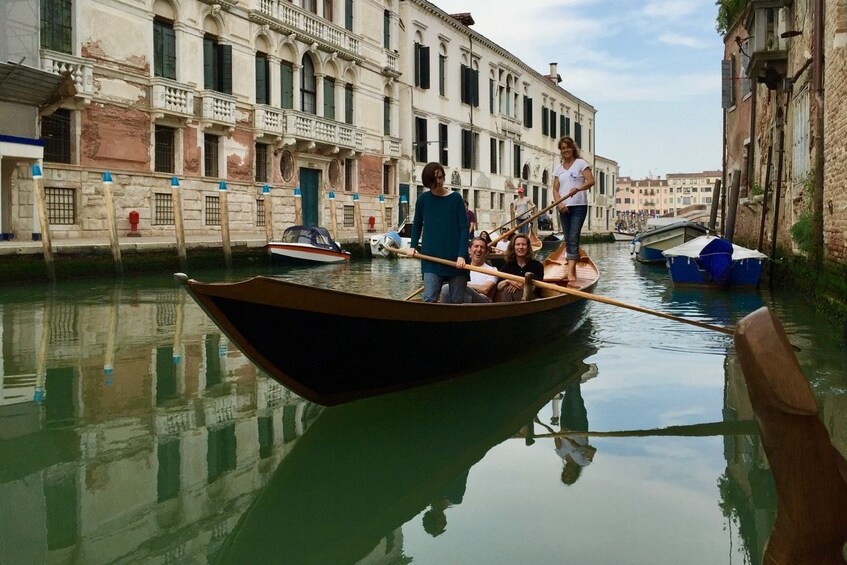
496;233;544;301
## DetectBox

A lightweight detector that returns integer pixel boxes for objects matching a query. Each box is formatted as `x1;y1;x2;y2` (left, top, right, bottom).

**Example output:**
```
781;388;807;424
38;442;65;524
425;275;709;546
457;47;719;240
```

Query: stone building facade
724;0;847;263
1;0;607;244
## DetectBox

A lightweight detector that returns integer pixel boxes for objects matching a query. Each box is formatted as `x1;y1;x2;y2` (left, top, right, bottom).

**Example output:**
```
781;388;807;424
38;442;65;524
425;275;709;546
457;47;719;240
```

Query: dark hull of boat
181;271;597;406
217;323;597;563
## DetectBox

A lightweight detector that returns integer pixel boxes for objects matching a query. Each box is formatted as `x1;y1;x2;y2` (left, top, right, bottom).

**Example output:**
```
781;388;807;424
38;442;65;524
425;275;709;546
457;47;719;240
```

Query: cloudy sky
430;0;725;179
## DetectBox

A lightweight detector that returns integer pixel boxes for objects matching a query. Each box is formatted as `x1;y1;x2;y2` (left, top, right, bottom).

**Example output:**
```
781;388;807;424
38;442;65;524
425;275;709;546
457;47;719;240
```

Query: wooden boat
734;307;847;564
175;252;599;406
611;230;635;242
629;220;708;263
267;225;350;264
663;235;767;288
216;322;598;563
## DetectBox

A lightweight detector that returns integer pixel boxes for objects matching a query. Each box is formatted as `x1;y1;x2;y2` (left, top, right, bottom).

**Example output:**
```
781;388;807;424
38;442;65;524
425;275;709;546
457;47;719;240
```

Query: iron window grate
154;193;174;225
45;187;75;225
205;195;221;225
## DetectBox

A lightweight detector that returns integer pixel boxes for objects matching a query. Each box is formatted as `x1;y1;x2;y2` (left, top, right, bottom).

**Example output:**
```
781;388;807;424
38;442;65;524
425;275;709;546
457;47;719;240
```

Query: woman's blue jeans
423;272;467;303
559;205;588;261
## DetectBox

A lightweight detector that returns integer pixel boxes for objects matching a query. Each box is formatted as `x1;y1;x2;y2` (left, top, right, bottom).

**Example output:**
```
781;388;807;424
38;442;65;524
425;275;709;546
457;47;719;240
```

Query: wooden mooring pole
353;192;364;246
219;180;232;269
31;165;55;281
263;184;273;244
328;191;338;240
379;194;387;231
102;172;123;276
294;186;302;225
171;176;187;272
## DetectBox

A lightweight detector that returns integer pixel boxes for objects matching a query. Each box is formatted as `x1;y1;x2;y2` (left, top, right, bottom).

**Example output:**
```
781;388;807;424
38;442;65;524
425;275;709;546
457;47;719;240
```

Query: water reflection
0;245;843;563
217;321;597;563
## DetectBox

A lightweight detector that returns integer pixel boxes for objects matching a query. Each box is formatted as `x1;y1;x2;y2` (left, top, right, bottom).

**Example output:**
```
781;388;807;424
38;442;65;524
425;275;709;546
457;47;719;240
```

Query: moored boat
369;220;412;257
629;220;708;263
175;252;599;406
611;230;635;242
268;225;350;264
663;235;767;288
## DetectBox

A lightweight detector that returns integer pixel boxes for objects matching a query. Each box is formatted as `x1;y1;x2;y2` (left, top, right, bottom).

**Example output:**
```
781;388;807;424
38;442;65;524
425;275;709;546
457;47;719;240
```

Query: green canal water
0;242;844;564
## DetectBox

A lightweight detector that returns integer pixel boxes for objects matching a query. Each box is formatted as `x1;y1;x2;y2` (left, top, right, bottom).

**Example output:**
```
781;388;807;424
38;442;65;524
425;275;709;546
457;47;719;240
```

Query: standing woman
553;136;595;282
406;162;470;303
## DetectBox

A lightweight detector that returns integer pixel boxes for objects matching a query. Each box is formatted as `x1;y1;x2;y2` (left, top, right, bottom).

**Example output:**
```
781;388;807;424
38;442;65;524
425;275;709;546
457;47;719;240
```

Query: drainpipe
811;0;825;267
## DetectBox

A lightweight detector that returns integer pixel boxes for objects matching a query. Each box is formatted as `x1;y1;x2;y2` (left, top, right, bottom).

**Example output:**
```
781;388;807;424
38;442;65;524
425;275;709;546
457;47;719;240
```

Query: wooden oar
490;194;567;247
404;286;424;300
388;247;734;336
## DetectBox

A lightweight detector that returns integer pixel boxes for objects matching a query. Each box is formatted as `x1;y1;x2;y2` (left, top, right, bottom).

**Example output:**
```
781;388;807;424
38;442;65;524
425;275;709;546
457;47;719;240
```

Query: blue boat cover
698;237;734;286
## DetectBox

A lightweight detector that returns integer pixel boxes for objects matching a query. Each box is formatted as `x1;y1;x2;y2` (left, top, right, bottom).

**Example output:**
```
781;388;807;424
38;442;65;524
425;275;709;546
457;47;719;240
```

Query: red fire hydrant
128;210;141;237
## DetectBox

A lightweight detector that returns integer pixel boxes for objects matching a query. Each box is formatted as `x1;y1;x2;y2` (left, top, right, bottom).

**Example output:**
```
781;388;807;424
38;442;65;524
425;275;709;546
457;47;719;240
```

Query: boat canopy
662;235;768;261
281;226;344;252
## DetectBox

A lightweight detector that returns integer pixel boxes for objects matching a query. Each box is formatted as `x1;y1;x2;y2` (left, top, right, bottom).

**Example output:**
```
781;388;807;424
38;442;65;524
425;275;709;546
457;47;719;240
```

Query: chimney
548;62;561;84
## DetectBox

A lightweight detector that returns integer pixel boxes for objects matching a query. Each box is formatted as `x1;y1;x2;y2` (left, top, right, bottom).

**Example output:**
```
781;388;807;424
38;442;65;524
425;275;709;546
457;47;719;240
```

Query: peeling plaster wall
81;104;150;170
358;154;383;194
225;131;253;182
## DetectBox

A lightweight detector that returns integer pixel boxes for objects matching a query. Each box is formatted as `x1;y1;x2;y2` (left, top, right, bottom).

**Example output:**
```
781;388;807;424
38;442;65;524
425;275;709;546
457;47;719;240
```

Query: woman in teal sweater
406;162;469;303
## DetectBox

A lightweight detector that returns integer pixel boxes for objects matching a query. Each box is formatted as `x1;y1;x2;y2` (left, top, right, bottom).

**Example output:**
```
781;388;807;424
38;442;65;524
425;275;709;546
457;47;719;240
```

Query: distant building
614;170;720;227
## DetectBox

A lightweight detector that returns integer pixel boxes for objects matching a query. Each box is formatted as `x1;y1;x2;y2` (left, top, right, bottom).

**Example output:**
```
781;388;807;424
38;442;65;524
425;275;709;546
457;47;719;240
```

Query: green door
299;168;320;226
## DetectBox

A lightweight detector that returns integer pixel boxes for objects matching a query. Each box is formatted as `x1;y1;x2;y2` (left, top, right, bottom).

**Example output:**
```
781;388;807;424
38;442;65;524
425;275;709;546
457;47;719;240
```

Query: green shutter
203;37;215;90
345;85;353;124
419;45;430;89
256;54;268;105
280;62;293;109
324;77;335;120
219;44;232;94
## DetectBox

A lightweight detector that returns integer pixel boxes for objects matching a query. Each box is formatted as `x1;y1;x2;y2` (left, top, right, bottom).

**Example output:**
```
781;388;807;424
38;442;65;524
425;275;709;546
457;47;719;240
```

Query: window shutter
280;62;293;109
550;110;557;138
420;45;430;89
324;77;335;120
203;37;215;90
345;0;353;30
460;65;467;103
523;97;533;128
219;44;232;94
256;54;268;105
414;43;420;86
462;130;471;169
541;107;549;136
384;97;391;135
472;68;479;107
575;122;582;148
163;25;176;80
345;85;354;124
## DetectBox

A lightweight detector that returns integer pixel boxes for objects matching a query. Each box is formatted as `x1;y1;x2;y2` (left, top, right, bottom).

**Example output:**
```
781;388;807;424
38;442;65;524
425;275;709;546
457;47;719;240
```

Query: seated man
440;237;499;303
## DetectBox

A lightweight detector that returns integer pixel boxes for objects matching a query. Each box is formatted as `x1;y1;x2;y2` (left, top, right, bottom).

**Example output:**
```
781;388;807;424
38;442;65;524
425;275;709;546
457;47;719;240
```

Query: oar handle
390;248;734;336
490;195;567;246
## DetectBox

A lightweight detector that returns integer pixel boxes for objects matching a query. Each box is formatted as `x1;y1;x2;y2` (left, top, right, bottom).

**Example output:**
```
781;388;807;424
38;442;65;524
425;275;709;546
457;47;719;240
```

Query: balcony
40;49;94;104
280;110;363;151
745;1;791;90
197;91;236;131
254;104;285;137
151;77;194;119
251;0;361;61
383;137;401;159
382;50;401;78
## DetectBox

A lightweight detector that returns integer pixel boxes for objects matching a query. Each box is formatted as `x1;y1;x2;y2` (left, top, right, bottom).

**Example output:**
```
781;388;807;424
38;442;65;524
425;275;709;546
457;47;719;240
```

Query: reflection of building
0;287;326;563
720;355;776;565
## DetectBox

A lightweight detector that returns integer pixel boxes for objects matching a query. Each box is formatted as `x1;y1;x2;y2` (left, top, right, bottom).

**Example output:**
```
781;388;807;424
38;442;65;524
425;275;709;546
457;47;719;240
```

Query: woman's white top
554;158;591;207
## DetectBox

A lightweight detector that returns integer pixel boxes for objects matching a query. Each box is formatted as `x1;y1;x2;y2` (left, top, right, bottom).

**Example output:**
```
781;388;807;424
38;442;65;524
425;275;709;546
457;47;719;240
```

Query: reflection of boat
629;220;708;263
541;232;564;250
217;324;596;564
369;220;412;258
663;235;767;288
176;254;598;406
268;225;350;264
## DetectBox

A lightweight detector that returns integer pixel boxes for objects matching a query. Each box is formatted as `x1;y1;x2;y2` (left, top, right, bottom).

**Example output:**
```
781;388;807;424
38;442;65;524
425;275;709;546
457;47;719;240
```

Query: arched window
301;54;316;114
